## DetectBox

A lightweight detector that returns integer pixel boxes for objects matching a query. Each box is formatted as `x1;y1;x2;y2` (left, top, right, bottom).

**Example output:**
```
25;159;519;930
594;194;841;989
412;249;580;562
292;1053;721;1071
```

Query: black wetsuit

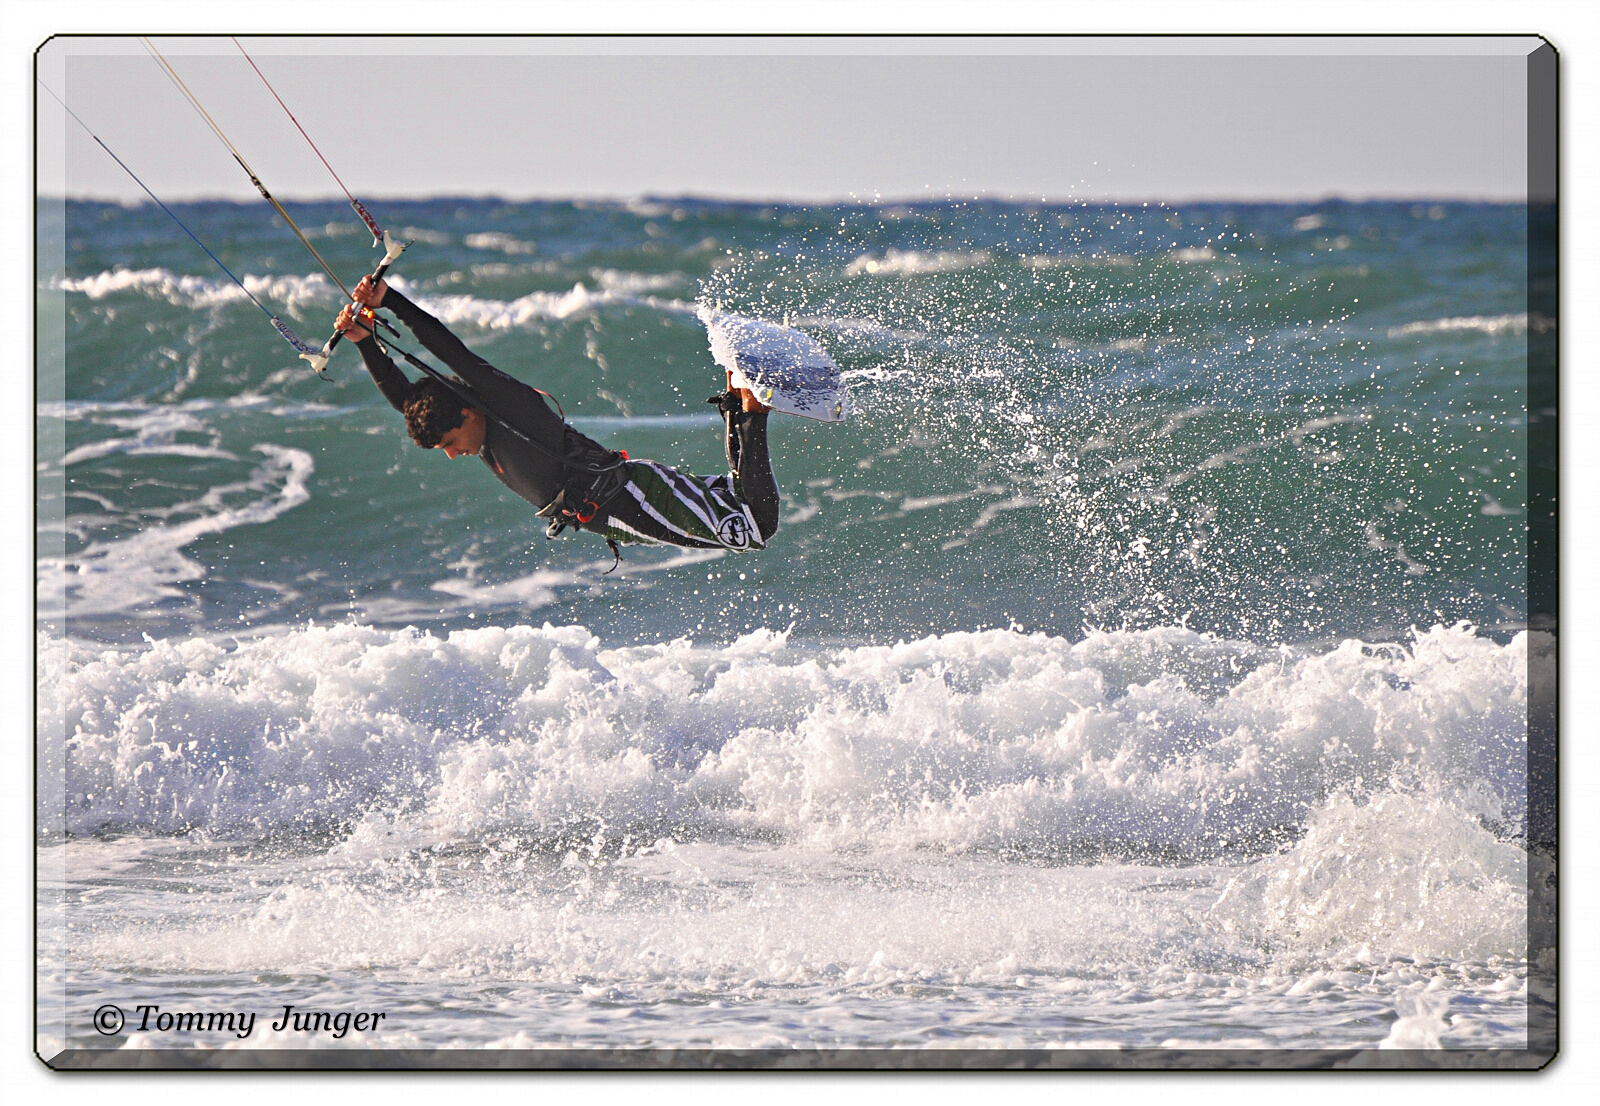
355;289;780;551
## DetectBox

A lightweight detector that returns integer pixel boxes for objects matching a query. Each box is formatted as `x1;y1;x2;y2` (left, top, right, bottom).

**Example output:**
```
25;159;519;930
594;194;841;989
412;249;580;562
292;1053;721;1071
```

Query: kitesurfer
335;276;779;557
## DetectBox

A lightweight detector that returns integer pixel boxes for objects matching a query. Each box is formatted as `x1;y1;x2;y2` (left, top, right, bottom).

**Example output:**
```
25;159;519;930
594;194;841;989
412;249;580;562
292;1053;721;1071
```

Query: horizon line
41;190;1533;208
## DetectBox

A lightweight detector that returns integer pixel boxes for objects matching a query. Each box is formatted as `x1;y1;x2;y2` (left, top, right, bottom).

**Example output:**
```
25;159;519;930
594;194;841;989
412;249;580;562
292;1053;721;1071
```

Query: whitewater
39;620;1539;1051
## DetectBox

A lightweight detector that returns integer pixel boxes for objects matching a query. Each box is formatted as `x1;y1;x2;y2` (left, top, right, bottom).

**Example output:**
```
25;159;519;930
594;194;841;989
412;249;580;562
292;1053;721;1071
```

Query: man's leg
715;370;780;540
726;409;779;542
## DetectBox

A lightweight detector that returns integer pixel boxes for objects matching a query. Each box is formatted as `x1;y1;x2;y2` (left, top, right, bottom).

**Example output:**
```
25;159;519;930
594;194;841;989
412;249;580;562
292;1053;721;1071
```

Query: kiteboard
698;306;849;422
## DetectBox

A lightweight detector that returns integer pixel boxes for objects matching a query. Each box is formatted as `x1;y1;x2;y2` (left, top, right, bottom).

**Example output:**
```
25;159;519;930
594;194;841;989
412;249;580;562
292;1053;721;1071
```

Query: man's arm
335;302;411;412
354;277;565;437
354;335;411;412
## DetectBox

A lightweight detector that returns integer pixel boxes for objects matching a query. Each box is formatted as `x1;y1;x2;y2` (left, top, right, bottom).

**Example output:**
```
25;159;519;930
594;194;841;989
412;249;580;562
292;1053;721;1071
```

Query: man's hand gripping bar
301;235;410;373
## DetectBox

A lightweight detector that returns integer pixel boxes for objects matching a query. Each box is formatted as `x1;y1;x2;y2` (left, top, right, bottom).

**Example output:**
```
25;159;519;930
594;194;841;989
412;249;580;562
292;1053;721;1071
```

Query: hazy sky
38;35;1537;205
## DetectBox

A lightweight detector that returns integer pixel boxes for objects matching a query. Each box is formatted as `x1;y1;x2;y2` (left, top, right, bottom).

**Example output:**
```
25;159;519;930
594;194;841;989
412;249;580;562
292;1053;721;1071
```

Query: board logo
717;513;752;550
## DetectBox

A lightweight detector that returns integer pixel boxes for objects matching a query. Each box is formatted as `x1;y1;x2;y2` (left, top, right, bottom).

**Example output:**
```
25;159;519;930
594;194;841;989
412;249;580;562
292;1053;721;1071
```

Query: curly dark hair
402;377;469;449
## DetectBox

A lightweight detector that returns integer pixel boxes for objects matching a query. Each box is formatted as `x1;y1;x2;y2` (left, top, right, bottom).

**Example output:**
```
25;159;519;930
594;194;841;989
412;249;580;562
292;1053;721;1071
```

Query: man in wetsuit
334;275;779;556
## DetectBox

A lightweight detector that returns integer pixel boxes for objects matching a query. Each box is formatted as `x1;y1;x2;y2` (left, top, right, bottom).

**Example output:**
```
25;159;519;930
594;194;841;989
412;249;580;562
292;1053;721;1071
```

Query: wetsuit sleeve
727;410;780;541
379;288;564;436
354;334;412;413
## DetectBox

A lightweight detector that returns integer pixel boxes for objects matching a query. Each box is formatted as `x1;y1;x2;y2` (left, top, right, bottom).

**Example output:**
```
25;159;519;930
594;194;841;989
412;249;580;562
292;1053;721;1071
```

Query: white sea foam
591;268;684;294
797;315;935;345
1386;313;1554;339
43;622;1529;868
58;267;337;314
969;495;1040;530
1212;790;1527;961
398;226;452;246
1480;492;1521;517
1148;414;1367;497
429;568;584;610
1022;252;1135;269
40;621;1534;1049
59;405;237;467
624;199;677;218
1364;521;1431;576
413;284;699;329
463;232;539;255
46;826;1529;1048
845;249;992;276
42;398;346;425
359;549;730;625
37;444;314;619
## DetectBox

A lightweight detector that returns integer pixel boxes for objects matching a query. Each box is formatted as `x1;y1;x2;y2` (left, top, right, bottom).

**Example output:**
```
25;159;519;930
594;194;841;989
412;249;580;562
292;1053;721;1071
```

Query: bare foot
724;369;771;413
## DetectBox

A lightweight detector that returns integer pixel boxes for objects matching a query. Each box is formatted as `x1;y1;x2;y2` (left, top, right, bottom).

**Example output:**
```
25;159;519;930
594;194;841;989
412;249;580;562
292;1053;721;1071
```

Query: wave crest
43;622;1530;863
58;267;336;313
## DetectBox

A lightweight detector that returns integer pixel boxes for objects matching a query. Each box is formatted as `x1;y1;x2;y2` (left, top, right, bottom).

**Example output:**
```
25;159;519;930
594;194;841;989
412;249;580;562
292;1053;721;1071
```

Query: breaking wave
42;621;1530;859
58;267;337;314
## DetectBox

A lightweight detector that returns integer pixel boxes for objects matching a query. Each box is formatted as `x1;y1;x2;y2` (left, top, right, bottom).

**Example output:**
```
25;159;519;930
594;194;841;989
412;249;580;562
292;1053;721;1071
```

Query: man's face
437;408;487;459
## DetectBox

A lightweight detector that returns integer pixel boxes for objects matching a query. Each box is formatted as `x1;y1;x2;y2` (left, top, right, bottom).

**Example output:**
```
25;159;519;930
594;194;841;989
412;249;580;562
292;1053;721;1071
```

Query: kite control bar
301;238;411;374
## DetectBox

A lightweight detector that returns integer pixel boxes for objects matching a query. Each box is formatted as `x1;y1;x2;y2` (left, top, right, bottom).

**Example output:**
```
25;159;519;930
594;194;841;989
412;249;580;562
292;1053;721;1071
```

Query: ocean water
36;197;1545;1060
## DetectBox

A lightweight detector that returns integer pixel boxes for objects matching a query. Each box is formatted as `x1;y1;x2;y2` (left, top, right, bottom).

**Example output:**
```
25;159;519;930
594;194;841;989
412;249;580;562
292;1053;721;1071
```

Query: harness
534;437;631;574
373;332;632;572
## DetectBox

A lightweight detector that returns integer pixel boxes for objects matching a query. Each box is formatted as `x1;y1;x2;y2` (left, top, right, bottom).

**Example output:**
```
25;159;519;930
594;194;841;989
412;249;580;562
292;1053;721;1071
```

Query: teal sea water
37;197;1542;1055
41;197;1531;644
